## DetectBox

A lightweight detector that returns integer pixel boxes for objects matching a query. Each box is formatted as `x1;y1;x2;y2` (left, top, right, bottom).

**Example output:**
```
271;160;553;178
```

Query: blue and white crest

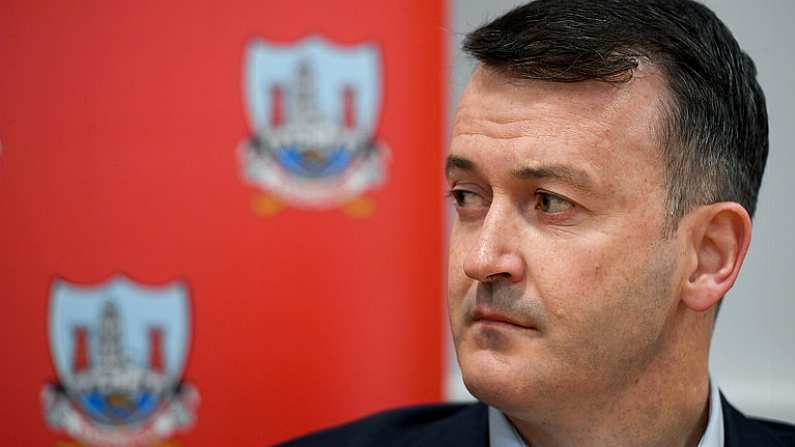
239;36;389;210
43;275;198;446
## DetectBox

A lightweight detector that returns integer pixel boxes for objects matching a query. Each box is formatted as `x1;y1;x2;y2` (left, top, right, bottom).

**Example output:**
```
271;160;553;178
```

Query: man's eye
449;190;487;208
535;192;573;213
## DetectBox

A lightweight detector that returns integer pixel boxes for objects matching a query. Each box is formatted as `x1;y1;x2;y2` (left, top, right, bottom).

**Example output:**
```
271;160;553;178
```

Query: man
281;0;795;445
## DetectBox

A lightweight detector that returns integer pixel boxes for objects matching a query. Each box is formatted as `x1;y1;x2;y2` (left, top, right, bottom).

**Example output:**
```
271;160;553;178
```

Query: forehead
449;67;669;201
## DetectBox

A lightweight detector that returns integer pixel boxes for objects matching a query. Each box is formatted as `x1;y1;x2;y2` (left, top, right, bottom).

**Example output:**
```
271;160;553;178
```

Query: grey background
445;0;795;422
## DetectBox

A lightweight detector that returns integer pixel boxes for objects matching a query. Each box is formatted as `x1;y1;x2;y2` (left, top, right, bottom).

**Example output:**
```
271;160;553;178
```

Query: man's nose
462;201;525;284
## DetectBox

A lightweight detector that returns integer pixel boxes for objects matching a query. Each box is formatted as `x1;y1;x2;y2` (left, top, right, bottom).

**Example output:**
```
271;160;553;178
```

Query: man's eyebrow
446;156;595;191
445;155;477;177
513;164;595;191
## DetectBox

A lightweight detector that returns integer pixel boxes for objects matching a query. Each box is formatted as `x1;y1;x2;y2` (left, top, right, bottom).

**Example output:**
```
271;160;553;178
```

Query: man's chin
457;347;542;412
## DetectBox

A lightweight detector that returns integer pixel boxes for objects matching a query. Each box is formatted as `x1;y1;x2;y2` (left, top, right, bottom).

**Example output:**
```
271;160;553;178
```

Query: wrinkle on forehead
452;65;666;146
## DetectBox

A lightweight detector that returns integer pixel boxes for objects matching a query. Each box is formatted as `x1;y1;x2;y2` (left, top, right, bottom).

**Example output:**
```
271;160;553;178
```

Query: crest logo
239;36;389;216
42;276;198;446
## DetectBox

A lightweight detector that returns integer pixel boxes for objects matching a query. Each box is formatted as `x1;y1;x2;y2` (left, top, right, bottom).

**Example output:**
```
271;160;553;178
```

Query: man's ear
680;202;752;312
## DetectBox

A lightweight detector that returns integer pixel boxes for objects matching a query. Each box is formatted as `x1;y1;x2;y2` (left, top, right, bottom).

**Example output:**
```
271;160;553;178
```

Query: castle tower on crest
295;61;317;121
97;302;127;372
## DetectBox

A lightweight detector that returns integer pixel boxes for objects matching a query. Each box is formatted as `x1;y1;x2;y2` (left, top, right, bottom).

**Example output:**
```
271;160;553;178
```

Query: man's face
447;67;682;416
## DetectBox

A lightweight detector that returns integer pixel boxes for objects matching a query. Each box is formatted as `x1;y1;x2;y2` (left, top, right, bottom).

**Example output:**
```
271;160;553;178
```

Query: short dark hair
463;0;768;232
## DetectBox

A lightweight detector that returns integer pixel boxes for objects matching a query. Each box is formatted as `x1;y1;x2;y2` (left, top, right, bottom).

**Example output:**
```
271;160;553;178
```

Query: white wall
446;0;795;423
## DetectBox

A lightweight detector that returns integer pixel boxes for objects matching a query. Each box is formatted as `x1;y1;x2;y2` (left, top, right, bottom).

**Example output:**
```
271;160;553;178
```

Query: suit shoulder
745;417;795;446
276;403;488;447
722;393;795;446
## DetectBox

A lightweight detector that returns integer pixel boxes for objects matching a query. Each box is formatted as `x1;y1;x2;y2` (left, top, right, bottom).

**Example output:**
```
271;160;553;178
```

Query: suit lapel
410;403;489;447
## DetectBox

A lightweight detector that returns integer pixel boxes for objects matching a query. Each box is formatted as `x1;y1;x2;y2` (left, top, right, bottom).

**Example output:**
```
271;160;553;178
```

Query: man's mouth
472;307;535;330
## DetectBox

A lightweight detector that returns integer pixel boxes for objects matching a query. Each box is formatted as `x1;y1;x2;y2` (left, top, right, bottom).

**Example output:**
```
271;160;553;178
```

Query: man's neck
507;377;710;447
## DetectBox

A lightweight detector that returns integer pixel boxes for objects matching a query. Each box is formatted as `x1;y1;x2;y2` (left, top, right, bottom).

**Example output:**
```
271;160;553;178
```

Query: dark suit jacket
278;394;795;446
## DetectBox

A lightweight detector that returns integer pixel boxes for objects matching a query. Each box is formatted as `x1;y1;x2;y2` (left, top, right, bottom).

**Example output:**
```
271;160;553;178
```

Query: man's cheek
447;234;478;292
533;254;599;319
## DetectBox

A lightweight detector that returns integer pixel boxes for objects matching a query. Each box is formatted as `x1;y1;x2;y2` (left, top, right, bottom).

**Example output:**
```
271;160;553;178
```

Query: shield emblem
244;35;381;138
47;275;190;427
239;35;389;210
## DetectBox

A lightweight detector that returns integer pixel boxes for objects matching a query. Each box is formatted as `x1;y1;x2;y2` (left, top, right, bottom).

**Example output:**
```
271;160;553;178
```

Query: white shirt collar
699;379;725;447
488;405;526;447
488;380;724;447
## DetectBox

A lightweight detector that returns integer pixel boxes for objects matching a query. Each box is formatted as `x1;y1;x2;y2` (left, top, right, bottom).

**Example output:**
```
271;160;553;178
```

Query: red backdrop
0;1;446;444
